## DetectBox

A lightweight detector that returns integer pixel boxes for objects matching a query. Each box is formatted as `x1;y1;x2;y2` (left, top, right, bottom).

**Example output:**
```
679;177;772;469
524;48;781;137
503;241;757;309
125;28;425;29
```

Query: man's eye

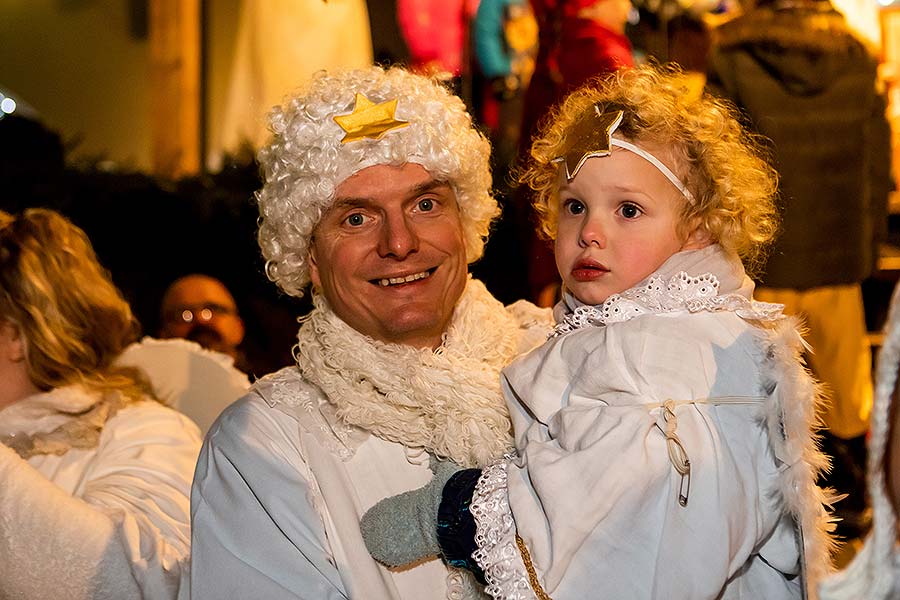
345;213;366;226
619;203;642;219
418;198;434;212
564;199;585;215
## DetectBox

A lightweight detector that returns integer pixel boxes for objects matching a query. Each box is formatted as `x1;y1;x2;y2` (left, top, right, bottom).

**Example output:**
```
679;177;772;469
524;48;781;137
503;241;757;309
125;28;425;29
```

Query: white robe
472;246;834;600
191;386;459;599
0;386;201;600
190;284;552;599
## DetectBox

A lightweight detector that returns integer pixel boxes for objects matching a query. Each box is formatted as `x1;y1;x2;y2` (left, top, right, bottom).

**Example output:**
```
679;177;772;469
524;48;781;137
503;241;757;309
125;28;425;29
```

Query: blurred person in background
159;273;248;373
0;208;200;599
473;0;538;172
706;0;894;539
396;0;480;95
211;0;373;169
467;0;539;303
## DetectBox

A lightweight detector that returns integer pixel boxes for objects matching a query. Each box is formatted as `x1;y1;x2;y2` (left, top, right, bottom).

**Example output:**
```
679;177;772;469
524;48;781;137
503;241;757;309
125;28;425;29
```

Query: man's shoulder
206;385;302;451
504;298;554;352
505;298;552;326
250;365;322;411
210;366;369;463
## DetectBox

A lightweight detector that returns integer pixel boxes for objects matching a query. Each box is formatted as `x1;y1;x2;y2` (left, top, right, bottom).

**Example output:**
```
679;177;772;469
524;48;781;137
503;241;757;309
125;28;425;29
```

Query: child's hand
360;455;462;567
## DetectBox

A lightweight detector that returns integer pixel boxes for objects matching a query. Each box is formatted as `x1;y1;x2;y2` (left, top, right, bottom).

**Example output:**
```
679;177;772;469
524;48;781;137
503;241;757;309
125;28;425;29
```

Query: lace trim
254;368;365;461
471;461;536;600
551;271;783;337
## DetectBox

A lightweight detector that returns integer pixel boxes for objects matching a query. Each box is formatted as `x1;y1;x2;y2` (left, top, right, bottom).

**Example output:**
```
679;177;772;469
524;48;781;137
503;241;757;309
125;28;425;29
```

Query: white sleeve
190;395;349;599
0;402;200;600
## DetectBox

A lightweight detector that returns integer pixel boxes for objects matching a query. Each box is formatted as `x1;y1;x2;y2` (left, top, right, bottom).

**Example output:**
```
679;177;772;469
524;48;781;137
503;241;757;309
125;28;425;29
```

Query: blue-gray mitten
360;455;461;567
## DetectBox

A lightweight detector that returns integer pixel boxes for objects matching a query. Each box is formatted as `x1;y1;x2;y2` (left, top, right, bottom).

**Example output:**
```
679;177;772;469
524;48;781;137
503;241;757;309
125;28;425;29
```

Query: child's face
554;146;705;306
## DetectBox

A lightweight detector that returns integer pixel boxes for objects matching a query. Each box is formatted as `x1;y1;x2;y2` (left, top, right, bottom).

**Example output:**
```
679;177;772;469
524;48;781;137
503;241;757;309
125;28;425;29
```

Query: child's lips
571;260;609;282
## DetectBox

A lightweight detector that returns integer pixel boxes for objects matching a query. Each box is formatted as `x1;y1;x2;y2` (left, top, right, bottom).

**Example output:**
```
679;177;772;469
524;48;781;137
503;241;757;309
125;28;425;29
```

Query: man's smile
373;268;436;287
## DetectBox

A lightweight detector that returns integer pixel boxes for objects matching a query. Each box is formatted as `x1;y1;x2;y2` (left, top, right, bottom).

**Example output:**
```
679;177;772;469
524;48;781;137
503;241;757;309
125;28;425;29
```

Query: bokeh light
0;96;16;114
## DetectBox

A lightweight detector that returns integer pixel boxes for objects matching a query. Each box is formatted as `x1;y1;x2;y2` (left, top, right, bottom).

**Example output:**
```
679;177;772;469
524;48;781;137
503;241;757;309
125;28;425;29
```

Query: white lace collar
552;246;784;338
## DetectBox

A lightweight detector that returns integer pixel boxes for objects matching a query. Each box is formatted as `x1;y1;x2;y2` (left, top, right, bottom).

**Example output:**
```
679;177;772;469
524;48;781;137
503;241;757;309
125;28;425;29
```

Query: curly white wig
257;66;497;298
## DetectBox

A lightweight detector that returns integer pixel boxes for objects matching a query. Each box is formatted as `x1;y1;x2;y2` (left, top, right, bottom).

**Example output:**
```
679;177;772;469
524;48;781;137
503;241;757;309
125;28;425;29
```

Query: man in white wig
189;66;551;599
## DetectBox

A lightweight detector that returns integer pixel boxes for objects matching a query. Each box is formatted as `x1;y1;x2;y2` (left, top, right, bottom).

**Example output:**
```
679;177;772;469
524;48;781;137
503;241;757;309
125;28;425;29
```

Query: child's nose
578;220;606;249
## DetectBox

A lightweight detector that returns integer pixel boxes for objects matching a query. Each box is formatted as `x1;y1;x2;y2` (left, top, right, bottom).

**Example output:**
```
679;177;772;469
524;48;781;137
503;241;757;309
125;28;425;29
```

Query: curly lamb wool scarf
294;278;521;468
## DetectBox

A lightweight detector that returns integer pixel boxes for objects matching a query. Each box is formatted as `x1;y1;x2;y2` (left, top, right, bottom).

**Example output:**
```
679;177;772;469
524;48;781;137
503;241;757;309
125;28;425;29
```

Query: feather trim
759;316;840;598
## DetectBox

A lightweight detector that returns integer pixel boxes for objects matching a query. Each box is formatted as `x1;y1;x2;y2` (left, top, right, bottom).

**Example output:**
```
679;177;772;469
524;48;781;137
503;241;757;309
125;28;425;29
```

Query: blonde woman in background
0;208;201;599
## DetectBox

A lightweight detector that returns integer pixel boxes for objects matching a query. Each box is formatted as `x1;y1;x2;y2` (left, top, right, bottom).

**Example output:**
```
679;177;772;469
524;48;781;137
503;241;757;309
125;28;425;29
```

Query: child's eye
617;202;643;219
345;212;368;227
563;199;585;215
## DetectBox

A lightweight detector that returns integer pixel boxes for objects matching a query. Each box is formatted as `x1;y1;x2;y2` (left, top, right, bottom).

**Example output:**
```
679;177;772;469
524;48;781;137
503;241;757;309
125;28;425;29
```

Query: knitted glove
360;455;462;567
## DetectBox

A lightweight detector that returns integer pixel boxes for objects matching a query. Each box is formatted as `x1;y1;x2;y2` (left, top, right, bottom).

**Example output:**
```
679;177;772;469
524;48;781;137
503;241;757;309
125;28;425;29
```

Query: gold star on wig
552;108;624;181
333;93;409;144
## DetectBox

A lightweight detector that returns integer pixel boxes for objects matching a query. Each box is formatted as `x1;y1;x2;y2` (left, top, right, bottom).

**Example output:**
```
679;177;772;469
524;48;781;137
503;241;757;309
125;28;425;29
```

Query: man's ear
308;245;321;289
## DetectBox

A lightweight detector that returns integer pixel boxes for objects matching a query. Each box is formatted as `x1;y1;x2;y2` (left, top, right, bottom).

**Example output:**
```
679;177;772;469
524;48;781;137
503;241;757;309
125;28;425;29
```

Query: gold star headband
333;93;409;144
552;106;694;202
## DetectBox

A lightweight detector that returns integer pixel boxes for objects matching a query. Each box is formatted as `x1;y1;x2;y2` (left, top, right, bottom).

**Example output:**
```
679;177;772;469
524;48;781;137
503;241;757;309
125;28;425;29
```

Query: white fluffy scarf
294;278;522;468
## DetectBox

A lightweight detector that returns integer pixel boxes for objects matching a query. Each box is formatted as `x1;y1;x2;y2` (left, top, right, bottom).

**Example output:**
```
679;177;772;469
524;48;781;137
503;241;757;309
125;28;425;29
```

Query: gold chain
515;534;553;600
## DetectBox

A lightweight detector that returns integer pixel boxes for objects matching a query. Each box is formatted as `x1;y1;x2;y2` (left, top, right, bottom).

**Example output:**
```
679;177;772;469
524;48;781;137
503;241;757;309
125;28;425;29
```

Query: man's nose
378;213;419;258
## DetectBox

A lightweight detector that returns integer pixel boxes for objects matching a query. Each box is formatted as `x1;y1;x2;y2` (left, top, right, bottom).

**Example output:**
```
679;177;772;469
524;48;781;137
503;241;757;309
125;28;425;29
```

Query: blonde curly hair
0;209;150;402
257;66;497;298
522;63;780;275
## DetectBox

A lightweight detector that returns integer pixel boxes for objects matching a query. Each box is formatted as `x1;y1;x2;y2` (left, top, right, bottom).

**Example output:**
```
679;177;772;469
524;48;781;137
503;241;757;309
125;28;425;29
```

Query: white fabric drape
210;0;374;168
0;387;201;600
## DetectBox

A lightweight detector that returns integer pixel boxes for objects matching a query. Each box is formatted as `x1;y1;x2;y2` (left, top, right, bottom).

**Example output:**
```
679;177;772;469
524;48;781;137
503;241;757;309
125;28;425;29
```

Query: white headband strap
551;107;695;204
610;138;695;202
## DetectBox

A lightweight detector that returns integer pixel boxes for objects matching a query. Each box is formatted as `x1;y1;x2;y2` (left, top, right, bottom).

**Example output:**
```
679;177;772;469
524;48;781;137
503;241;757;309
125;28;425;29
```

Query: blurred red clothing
524;0;634;143
397;0;480;76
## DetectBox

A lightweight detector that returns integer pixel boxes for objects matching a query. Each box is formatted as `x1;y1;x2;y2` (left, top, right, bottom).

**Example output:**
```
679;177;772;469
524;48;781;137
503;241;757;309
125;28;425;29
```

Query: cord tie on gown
662;399;691;507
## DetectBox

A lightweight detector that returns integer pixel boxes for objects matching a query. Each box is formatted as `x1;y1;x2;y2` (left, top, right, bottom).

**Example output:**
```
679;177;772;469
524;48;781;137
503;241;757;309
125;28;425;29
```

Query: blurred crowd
1;0;898;597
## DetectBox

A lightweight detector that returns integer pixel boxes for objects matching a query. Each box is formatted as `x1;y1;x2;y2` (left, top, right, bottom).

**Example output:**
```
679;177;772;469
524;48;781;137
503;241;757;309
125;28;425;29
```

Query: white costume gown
471;246;835;600
191;280;552;599
0;385;201;600
116;336;250;436
820;281;900;599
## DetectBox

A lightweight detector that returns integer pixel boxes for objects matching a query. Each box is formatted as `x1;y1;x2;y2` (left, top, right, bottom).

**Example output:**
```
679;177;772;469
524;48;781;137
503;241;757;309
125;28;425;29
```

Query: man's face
159;275;245;357
309;163;468;349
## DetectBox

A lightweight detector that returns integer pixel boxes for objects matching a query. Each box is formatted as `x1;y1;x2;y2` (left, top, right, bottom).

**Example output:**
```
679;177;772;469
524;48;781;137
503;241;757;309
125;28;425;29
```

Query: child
361;63;837;599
